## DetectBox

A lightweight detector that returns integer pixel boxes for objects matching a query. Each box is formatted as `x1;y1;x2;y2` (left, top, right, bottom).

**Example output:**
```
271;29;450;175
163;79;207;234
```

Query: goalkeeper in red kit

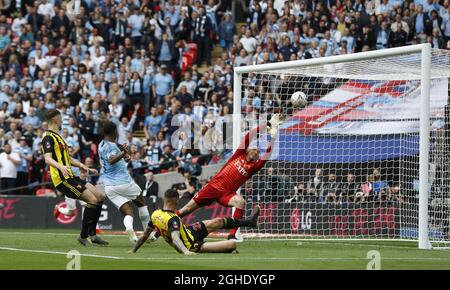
172;114;285;240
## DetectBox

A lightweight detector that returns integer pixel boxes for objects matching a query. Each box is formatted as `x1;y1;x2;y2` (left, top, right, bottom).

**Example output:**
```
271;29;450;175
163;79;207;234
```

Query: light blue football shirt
98;140;132;186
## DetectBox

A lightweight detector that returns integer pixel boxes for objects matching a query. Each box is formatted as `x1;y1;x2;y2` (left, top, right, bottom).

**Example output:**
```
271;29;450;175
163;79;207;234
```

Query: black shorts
187;222;208;252
56;177;87;199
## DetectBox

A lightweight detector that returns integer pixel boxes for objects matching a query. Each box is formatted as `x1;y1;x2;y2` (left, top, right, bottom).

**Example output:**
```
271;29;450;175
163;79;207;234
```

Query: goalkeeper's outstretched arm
254;113;285;169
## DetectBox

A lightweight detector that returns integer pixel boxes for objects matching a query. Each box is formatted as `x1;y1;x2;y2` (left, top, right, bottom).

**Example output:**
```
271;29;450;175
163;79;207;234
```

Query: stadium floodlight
233;44;450;250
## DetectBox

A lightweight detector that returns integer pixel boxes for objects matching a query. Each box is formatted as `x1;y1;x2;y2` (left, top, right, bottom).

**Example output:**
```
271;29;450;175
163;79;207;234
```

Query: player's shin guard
228;208;244;236
80;204;98;239
138;206;150;231
89;203;103;237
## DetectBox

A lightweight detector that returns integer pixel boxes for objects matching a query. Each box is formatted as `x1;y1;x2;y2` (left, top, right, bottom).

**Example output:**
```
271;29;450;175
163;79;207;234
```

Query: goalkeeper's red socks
228;208;244;237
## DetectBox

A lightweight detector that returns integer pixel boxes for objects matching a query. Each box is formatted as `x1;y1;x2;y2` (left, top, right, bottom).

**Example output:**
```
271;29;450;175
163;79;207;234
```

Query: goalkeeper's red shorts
192;184;236;207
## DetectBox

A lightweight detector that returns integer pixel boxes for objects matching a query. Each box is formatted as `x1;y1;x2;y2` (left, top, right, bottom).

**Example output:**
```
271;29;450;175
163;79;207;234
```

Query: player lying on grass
131;189;261;255
170;114;284;240
42;109;108;246
98;121;151;243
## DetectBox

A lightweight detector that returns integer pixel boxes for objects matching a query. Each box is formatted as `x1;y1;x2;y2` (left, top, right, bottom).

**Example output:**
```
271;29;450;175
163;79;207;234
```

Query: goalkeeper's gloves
268;113;285;139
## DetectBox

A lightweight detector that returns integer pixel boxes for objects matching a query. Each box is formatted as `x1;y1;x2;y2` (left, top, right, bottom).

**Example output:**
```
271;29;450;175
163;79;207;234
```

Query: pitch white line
0;231;124;238
0;247;123;259
298;241;420;250
1;246;450;261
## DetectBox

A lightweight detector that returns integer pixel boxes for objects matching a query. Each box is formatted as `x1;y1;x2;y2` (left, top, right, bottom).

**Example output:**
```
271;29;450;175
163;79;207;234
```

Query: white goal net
233;45;450;249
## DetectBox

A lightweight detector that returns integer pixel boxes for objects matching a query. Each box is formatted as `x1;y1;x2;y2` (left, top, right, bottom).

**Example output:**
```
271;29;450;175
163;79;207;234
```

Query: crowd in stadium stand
240;166;404;205
0;0;449;196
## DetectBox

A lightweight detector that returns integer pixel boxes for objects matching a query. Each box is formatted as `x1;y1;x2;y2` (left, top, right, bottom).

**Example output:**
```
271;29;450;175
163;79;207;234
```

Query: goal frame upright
233;44;433;249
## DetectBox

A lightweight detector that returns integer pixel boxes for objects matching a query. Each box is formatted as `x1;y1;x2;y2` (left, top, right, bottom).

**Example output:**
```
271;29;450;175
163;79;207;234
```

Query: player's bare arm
108;150;127;165
131;226;153;253
70;157;98;175
44;152;71;177
171;231;196;255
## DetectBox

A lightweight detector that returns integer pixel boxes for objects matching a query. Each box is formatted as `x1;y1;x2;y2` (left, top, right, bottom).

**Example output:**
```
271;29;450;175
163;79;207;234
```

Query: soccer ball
290;91;308;108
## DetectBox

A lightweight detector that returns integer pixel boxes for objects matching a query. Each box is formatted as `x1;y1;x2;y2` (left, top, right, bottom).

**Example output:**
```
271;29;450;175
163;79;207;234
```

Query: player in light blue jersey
99;121;150;243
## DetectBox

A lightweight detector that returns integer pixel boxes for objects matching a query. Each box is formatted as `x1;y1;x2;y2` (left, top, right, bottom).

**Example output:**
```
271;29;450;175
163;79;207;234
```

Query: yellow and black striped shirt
149;209;196;252
41;130;74;186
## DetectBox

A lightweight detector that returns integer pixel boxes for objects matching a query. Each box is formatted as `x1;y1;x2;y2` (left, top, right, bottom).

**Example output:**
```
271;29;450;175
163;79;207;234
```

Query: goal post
418;44;432;250
233;44;450;249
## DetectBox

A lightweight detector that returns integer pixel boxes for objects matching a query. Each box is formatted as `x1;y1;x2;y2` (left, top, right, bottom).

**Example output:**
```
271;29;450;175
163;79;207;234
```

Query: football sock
124;215;137;242
123;215;134;231
58;207;71;215
228;208;244;235
222;217;254;229
80;204;97;239
138;206;150;231
89;203;103;237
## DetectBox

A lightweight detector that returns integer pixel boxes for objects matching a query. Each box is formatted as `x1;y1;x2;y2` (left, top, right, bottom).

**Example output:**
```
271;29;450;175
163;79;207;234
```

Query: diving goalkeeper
174;114;284;240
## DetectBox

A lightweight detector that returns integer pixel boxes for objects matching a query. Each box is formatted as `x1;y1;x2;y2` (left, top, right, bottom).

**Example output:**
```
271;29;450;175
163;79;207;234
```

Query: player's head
163;189;179;207
44;109;62;131
246;141;259;162
102;121;118;141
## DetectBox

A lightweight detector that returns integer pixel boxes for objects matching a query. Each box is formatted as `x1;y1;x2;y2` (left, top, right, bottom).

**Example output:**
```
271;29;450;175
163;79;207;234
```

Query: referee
42;109;108;246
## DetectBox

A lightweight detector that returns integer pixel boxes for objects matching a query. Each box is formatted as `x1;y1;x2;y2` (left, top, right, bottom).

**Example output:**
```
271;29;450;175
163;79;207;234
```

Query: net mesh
235;48;450;248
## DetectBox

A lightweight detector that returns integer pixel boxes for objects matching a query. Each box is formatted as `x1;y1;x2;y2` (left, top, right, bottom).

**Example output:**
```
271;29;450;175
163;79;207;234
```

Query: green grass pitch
1;229;450;270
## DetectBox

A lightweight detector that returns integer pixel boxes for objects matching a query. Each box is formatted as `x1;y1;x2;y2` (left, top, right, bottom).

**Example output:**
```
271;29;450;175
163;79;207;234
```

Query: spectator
159;145;177;172
323;173;340;204
194;76;212;102
413;4;432;42
307;168;325;203
144;107;164;140
442;6;450;45
145;137;162;173
376;21;391;50
127;71;144;113
177;71;197;96
176;172;200;199
152;64;174;105
126;131;144;152
84;157;99;185
388;183;402;202
178;147;202;176
23;107;41;129
285;182;307;203
142;171;159;198
155;32;179;70
128;7;146;48
114;103;139;145
176;85;194;108
218;12;236;52
155;131;170;151
389;23;408;47
15;137;32;195
373;170;392;202
240;28;258;54
340;173;359;203
193;7;213;66
0;143;20;192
